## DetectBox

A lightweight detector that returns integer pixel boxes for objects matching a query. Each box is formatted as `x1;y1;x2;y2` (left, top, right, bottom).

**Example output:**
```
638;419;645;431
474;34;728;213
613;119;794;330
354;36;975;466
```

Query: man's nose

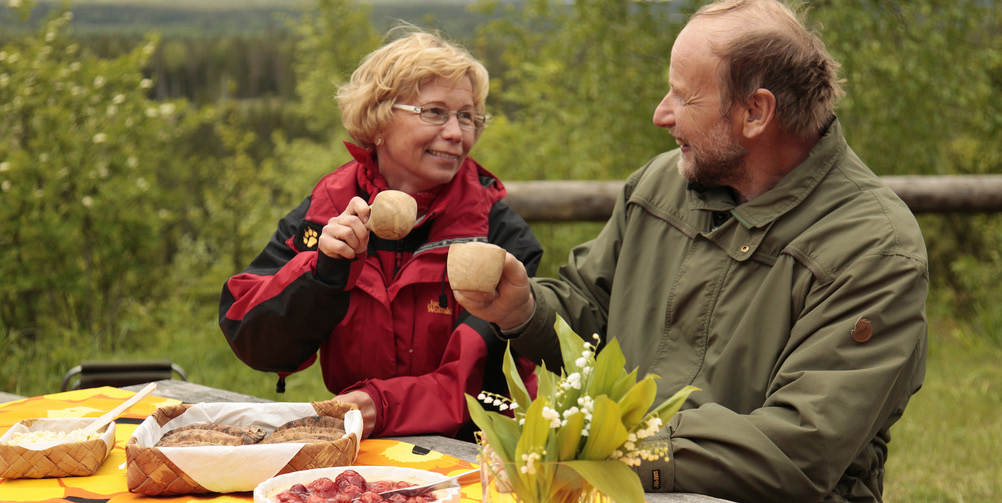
653;95;675;129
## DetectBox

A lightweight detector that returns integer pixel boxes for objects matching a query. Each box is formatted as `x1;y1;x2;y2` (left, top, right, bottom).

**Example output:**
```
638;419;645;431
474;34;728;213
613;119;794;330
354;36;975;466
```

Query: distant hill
1;0;496;38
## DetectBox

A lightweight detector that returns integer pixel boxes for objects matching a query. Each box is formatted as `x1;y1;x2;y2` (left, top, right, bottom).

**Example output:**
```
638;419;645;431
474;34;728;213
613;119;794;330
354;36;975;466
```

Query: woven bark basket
0;418;114;479
125;399;359;496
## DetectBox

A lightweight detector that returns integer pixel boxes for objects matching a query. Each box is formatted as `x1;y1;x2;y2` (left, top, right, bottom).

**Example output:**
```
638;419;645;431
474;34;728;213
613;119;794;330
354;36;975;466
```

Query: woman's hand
334;390;377;439
319;197;371;260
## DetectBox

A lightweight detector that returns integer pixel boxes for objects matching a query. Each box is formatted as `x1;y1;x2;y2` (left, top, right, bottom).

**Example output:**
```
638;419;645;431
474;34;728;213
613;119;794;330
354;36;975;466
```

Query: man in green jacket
454;0;928;501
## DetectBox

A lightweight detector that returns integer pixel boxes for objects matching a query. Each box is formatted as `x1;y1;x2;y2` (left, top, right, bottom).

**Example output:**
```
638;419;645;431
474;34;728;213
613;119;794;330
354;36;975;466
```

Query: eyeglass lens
419;107;484;129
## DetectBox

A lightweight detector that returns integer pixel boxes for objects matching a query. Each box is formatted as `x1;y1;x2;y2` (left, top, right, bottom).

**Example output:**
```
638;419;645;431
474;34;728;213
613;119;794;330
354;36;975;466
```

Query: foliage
467;316;697;503
0;3;192;350
810;0;1002;330
148;33;299;103
813;0;1001;177
285;0;379;136
469;0;695;182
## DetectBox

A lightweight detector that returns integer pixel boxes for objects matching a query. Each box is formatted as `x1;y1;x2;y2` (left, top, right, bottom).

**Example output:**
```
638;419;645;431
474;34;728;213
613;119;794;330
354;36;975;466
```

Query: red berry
358;492;384;503
366;480;394;493
305;494;326;503
342;485;364;499
335;469;367;491
276;492;305;503
307;477;338;498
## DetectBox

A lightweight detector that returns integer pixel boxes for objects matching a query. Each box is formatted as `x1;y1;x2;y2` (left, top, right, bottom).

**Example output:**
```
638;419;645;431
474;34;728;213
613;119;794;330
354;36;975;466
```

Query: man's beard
674;119;747;188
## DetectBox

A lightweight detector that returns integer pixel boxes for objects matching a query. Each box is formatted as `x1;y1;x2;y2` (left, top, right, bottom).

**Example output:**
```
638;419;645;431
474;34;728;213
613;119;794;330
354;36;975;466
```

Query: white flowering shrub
0;3;189;346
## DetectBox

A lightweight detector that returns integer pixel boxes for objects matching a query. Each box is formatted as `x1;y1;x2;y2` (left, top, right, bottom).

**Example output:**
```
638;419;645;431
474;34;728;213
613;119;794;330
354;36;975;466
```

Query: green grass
883;319;1002;502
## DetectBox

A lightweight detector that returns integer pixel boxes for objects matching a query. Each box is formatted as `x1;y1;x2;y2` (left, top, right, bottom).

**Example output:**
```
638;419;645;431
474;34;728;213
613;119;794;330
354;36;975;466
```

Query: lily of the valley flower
467;315;698;503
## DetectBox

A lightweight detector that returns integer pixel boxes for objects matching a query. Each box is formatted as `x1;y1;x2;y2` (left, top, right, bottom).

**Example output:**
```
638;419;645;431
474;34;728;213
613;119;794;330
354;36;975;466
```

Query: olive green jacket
511;120;928;503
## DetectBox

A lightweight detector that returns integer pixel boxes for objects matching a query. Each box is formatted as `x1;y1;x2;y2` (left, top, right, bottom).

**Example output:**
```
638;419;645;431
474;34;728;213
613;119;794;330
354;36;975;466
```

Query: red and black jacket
219;143;542;439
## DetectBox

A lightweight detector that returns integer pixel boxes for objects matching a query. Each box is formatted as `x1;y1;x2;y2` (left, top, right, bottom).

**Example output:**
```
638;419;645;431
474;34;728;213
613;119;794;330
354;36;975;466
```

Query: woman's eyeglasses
393;104;487;130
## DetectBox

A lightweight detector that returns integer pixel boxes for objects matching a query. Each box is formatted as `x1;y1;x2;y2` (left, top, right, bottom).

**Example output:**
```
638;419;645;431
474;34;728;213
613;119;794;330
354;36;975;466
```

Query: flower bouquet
466;316;697;503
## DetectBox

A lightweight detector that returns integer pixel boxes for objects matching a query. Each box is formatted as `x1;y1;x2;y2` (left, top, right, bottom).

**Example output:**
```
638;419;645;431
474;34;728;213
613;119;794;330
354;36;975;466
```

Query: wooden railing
502;175;1002;222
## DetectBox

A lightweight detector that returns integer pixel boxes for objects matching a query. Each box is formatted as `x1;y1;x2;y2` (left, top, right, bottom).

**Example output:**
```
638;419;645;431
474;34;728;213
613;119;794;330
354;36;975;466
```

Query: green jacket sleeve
510;169;640;369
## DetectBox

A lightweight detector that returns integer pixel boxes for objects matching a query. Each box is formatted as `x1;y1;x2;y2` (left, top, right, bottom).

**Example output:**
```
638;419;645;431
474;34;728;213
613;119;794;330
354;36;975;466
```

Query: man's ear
741;88;776;138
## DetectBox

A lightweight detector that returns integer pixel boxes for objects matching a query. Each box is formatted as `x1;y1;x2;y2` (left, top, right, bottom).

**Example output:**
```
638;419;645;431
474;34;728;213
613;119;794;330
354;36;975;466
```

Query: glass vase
478;436;611;503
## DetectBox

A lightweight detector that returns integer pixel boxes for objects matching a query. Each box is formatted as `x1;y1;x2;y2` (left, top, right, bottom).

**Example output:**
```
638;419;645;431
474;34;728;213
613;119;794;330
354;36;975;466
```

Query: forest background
2;0;1000;500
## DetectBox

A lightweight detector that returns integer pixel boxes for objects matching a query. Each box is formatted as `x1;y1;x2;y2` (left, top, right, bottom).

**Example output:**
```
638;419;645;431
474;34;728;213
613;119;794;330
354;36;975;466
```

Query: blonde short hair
337;29;490;148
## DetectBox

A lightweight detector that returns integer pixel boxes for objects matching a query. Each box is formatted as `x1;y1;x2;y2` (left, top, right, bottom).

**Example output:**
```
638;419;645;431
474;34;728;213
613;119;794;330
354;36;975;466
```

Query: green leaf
586;337;626;398
514;398;554;500
617;375;658;430
579;396;628;460
610;367;640;400
648;385;700;423
516;398;553;458
555;315;589;372
556;411;585;461
563;459;646;503
491;414;523;463
502;342;531;412
535;361;557;403
465;394;509;461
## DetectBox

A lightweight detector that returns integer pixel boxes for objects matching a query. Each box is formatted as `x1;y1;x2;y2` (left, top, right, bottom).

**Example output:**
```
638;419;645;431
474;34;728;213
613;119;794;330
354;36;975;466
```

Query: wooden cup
447;242;506;294
366;190;417;240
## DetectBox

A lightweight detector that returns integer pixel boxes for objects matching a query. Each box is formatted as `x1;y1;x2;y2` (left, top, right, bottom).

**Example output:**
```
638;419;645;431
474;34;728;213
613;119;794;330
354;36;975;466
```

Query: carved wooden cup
447;242;506;294
366;190;417;240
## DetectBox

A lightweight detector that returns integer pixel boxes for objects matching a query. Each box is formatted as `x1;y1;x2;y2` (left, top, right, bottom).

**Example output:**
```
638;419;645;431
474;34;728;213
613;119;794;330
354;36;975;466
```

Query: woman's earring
375;138;383;146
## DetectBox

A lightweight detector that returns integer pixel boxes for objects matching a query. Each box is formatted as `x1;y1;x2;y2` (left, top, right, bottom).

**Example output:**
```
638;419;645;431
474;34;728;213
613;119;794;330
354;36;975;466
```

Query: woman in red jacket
219;30;542;440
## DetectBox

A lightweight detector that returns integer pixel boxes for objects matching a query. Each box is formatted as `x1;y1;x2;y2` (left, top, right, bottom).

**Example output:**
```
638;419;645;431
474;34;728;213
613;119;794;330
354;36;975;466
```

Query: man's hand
319;197;371;260
453;252;535;331
333;390;377;439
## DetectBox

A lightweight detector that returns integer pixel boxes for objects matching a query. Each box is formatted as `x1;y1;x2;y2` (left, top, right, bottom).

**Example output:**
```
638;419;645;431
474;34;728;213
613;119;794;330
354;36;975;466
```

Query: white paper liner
253;465;462;503
130;401;363;494
0;417;115;453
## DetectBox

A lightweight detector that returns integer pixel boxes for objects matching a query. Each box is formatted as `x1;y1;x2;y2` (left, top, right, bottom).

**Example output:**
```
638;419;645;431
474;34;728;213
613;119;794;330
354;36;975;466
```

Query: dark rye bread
155;423;267;447
272;415;345;432
259;415;346;444
152;416;345;447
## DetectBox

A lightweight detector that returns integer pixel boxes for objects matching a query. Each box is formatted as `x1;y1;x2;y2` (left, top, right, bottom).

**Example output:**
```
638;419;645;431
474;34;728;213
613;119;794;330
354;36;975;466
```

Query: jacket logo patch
294;221;324;251
651;468;661;490
303;227;319;249
427;299;452;315
851;317;872;343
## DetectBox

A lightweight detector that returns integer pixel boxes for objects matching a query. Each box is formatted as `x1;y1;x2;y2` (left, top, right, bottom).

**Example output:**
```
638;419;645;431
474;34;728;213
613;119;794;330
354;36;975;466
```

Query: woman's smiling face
375;75;479;194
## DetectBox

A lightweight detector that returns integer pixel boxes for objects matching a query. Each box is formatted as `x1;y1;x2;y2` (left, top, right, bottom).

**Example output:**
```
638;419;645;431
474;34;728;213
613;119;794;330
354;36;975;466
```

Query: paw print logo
303;227;318;249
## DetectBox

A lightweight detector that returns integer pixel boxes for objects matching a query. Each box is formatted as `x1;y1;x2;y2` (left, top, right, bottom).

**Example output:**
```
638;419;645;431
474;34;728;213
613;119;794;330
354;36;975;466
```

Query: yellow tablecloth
0;387;481;502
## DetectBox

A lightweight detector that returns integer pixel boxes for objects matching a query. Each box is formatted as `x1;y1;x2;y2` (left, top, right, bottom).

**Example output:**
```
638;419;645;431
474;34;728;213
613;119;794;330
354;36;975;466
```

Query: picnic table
1;381;731;503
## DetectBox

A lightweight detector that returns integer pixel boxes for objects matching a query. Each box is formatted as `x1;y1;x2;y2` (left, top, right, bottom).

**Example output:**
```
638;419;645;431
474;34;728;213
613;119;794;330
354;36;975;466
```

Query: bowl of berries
254;465;465;503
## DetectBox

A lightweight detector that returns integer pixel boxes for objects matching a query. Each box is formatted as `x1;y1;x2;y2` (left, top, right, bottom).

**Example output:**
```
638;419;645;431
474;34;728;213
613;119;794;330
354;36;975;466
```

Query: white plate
253;465;462;503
